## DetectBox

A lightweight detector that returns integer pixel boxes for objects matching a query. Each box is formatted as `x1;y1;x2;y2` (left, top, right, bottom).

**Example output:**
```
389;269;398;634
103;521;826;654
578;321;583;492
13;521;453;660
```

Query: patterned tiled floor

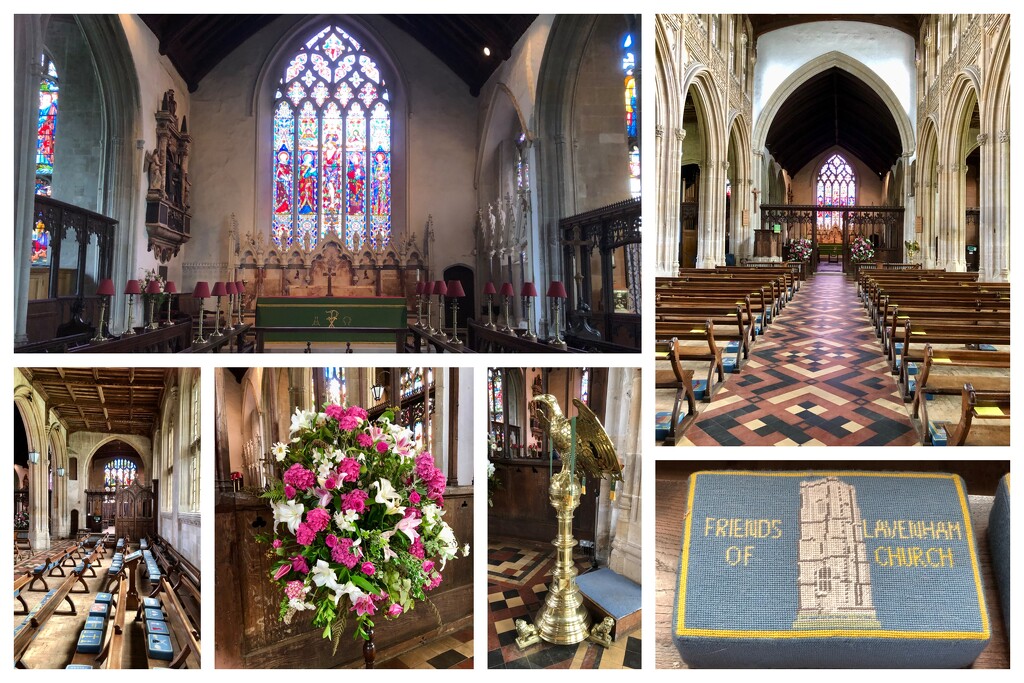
660;271;919;446
488;538;642;669
373;627;474;669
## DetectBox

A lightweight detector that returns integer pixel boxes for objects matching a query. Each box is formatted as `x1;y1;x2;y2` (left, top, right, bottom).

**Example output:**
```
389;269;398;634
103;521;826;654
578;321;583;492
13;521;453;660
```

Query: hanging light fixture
57;465;65;477
371;369;390;403
28;450;40;465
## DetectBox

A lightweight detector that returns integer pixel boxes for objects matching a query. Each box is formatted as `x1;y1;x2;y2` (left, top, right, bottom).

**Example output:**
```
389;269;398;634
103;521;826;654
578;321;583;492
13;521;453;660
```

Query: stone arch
752;51;915;163
726;111;753;259
917;116;941;267
941;72;981;272
654;16;685;275
681;65;727;268
82;436;149;480
978;18;1010;281
475;82;531;191
250;16;411;260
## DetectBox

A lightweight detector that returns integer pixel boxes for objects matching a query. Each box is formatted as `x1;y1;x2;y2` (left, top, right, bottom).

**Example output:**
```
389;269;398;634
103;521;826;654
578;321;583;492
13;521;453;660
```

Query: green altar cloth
255;297;407;344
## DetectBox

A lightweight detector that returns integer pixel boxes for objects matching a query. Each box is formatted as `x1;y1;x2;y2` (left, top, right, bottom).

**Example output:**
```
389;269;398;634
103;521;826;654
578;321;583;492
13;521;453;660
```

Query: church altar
254;296;407;344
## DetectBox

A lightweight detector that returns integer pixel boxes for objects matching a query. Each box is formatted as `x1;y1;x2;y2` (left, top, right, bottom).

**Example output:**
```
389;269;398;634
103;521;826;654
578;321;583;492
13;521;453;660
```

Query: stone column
655;125;683;275
13;17;45;344
994;130;1010;281
605;368;641;585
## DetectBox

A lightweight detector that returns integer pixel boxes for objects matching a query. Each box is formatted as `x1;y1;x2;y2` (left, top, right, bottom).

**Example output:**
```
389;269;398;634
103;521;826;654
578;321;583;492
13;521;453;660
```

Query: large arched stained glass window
273;25;391;252
623;34;640;199
36;53;59;197
324;367;347;406
816;153;856;243
103;458;137;491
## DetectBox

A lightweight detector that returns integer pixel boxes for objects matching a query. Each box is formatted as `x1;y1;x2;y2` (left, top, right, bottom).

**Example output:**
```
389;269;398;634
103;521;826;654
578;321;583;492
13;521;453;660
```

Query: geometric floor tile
679;272;920;446
488;537;641;669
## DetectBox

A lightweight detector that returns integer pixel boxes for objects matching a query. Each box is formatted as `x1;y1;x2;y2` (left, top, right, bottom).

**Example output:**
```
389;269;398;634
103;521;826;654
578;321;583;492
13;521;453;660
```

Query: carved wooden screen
114;479;155;541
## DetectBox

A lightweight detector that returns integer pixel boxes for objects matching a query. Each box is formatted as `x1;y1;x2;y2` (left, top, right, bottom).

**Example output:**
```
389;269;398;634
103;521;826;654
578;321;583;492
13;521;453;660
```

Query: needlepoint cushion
674;471;990;668
88;602;109;618
143;596;161;608
989;474;1010;636
65;665;93;669
84;616;106;632
76;629;103;653
146;619;170;635
147;634;174;661
95;592;113;603
144;607;165;621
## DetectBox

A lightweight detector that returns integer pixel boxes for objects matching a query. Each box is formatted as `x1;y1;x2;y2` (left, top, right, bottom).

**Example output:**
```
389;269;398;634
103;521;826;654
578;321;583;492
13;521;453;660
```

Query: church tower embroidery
793;477;881;629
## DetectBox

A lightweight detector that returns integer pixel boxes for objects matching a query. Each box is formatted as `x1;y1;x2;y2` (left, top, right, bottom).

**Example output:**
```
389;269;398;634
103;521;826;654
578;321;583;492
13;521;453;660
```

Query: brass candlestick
502;295;514;334
449;299;463;346
437;294;448;339
522;296;537;341
425;296;436;334
415;293;424;328
210;296;224;338
91;298;111;343
147;297;159;330
485;293;496;329
124;294;137;336
549;298;566;348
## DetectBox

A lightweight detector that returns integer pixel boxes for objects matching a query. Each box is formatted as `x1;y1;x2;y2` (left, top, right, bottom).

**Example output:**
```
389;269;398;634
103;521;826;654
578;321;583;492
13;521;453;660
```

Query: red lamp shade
145;279;163;295
96;279;115;297
192;281;211;298
446;279;466;298
235;280;245;293
415;281;424;295
483;281;496;295
165;281;178;294
546;280;568;298
124;279;141;295
422;281;434;296
521;281;538;297
225;281;237;295
434;280;448;297
211;281;228;297
499;282;515;297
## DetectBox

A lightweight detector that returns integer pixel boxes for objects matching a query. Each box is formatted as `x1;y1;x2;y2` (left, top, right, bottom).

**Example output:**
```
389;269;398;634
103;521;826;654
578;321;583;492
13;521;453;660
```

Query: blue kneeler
147;634;174;661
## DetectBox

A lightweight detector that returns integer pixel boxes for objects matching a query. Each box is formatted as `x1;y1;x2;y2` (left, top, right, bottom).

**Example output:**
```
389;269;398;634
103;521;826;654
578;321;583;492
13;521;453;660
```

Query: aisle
684;272;918;446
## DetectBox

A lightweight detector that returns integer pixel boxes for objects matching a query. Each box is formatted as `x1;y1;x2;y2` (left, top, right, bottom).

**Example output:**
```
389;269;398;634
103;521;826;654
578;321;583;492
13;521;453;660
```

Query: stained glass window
623;35;640;199
400;367;424;398
488;368;504;423
325;367;347;405
515;133;529;191
273;25;391;250
36;54;58;197
816;154;856;243
103;458;137;491
580;368;591;405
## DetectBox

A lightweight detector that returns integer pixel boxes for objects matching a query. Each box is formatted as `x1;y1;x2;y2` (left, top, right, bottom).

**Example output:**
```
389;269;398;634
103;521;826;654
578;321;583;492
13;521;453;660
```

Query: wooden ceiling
139;15;537;95
748;15;923;45
765;67;902;178
21;368;169;437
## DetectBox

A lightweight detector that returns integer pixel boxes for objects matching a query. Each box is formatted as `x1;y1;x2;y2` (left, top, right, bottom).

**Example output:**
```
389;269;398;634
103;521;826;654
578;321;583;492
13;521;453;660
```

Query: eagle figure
532;394;622;484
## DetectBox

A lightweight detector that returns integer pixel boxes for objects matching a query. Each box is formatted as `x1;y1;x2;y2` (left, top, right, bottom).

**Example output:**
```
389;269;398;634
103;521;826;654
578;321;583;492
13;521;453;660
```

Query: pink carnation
339;415;360;432
273;563;291;580
325;404;345;420
337;457;361;483
376;441;389;453
387;603;404;617
285;580;306;600
305;507;331;533
291;555;309;574
340;489;368;513
361;561;376;576
272;539;283;549
283;463;316;491
409;538;425;559
357;433;373;448
295;522;317;546
409;491;421;504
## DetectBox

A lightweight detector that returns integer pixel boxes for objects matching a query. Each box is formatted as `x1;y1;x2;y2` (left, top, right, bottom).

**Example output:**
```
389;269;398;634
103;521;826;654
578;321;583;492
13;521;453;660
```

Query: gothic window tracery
103;458;137;491
816;154;857;243
273;25;392;251
623;34;640;199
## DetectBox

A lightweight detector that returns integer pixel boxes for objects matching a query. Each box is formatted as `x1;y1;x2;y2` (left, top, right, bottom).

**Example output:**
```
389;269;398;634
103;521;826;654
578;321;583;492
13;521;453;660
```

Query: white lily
334;509;360;533
272;499;305;535
272;442;289;462
310;559;339;590
331;580;367;607
395;513;421;543
373;478;406;516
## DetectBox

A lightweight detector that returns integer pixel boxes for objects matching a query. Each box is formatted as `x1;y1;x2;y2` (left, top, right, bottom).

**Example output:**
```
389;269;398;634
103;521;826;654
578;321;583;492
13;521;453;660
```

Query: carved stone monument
145;89;192;262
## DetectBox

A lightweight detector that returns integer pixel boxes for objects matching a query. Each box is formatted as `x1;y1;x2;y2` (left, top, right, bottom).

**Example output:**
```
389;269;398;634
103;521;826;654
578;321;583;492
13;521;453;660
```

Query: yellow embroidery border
675;470;990;640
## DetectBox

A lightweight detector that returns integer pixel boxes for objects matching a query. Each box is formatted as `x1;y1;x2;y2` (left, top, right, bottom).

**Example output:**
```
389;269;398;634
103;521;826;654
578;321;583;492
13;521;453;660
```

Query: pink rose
291;555;309;574
272;539;283;549
376;441;388;453
325;534;338;549
361;561;376;576
409;491;421;504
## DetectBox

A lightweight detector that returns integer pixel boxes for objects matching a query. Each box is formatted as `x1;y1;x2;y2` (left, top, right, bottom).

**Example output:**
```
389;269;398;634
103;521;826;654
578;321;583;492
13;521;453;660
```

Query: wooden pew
896;321;1011;398
13;563;84;667
945;383;1011;446
651;320;724;401
655;338;698;446
98;569;131;669
14;573;32;614
880;307;1010;353
911;345;1010;444
152;576;202;668
656;303;751;369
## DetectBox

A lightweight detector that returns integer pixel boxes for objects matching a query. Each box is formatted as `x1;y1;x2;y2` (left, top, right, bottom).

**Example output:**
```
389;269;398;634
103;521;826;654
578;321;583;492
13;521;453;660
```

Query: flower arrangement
487;461;501;508
14;511;29;530
260;404;467;646
139;268;166;297
789;238;813;262
850;236;875;263
904;239;920;261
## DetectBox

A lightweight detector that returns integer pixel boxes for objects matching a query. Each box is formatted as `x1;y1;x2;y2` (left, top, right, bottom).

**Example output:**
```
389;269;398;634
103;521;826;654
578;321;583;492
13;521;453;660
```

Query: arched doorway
84;440;145;532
